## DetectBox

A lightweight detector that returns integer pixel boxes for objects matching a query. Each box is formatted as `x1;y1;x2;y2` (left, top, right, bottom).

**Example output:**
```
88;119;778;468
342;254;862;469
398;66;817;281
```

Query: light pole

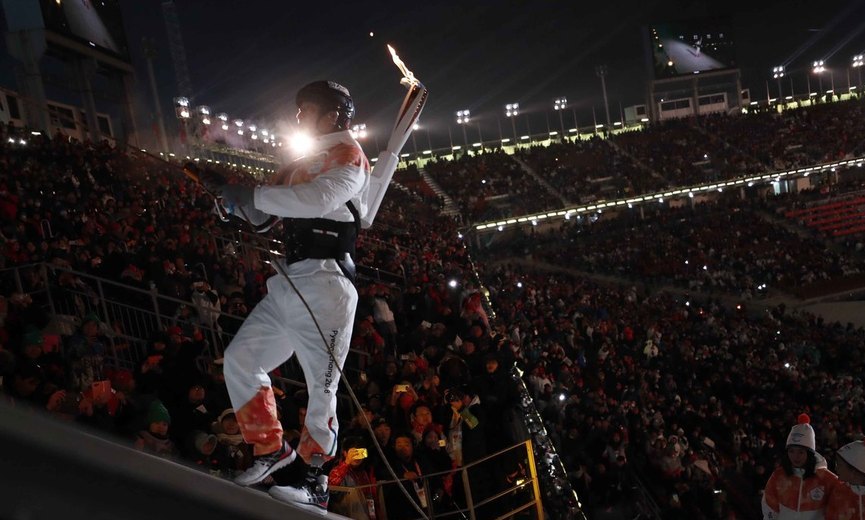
813;61;825;101
456;109;470;148
142;37;170;154
196;106;210;151
595;65;612;128
411;122;419;155
772;66;785;100
173;96;192;154
854;55;864;91
554;97;567;137
505;103;519;143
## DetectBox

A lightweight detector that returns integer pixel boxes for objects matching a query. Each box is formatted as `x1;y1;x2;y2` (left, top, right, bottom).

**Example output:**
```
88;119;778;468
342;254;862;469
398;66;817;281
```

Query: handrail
328;440;542;520
11;262;373;364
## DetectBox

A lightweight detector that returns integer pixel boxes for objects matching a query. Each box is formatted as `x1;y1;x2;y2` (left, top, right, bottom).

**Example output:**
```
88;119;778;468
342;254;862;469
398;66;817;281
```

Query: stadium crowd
422;98;865;218
501;195;864;299
3;96;865;519
0;127;526;519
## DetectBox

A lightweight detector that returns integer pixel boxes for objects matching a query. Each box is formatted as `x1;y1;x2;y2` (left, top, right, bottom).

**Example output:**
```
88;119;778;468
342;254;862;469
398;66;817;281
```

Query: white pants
224;266;357;460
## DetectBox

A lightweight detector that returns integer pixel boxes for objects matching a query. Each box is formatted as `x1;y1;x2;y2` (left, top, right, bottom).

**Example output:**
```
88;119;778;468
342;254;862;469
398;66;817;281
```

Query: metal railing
2;262;371;376
329;440;543;520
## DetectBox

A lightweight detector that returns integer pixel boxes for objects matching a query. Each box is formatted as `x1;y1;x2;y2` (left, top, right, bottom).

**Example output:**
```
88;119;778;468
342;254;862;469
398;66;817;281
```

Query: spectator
761;414;837;519
190;276;221;331
408;402;439;445
65;312;108;393
188;431;221;476
418;426;456;514
329;436;378;519
827;440;865;519
167;379;215;457
212;408;253;479
379;431;430;518
134;400;179;460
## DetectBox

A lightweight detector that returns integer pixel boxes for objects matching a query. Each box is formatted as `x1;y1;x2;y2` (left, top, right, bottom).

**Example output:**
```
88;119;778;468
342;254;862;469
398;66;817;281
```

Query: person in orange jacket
827;440;865;520
762;414;838;519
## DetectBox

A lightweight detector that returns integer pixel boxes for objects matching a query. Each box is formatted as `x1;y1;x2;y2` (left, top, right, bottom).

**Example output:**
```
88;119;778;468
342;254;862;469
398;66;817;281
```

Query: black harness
282;201;361;283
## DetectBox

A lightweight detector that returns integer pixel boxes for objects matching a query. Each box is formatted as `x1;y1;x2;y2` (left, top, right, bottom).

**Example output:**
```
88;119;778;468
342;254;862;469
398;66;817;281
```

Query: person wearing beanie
133;400;179;460
827;440;865;520
188;431;221;476
212;408;253;478
762;414;838;519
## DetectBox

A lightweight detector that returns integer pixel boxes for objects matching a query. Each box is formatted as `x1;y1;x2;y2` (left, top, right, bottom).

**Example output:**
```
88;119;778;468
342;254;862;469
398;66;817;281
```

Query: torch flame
387;44;419;87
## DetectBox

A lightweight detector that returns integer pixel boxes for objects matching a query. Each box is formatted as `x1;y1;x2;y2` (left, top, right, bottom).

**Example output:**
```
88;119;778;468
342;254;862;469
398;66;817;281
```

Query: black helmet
296;80;355;130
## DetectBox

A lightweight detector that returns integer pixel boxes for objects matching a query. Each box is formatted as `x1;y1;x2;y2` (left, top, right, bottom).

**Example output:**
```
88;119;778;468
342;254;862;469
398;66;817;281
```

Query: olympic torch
361;44;429;229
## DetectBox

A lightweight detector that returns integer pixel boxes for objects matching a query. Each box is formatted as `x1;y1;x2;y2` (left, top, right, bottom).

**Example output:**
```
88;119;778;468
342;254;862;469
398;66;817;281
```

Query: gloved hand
221;184;255;212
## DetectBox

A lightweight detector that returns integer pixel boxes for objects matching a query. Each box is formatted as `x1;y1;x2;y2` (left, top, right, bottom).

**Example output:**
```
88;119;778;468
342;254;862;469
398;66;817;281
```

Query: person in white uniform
200;80;369;514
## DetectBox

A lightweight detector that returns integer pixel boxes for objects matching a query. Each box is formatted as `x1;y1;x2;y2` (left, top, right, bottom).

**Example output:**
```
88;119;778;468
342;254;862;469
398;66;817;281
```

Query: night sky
117;0;865;150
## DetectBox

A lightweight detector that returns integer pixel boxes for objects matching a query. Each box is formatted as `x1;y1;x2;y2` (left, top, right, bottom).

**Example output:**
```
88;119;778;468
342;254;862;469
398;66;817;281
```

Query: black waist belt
282;217;358;282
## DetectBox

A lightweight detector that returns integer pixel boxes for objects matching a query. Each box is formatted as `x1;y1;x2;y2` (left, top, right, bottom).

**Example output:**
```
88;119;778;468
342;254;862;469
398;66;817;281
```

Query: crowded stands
3;96;865;519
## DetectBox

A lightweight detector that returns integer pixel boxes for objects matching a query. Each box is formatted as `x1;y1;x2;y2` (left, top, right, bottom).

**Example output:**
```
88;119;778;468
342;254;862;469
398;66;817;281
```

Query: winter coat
762;464;837;519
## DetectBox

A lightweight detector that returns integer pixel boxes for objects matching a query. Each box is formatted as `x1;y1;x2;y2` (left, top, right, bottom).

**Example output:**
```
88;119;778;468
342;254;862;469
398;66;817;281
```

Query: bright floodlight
248;124;257;132
554;97;567;110
290;132;314;154
456;109;470;124
261;129;269;136
412;123;420;130
197;106;210;116
350;123;368;139
217;113;228;122
178;108;190;119
505;103;519;117
772;66;785;78
173;96;189;107
201;116;211;125
221;123;229;130
854;55;864;67
812;60;825;73
234;119;244;127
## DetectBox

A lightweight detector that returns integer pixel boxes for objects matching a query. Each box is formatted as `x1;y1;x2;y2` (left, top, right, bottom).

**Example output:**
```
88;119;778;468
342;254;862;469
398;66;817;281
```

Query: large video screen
649;18;736;79
39;0;130;62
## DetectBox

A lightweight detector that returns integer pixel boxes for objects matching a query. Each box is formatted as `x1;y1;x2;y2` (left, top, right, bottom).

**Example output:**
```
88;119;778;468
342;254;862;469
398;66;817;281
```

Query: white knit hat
786;413;816;451
837;440;865;474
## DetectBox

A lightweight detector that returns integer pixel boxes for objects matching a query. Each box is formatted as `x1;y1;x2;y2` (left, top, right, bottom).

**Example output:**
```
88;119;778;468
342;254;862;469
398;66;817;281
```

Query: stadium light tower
173;97;190;119
772;66;785;99
853;55;863;90
813;61;825;98
553;97;567;136
505;103;519;143
217;113;229;131
595;65;612;128
456;109;470;148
